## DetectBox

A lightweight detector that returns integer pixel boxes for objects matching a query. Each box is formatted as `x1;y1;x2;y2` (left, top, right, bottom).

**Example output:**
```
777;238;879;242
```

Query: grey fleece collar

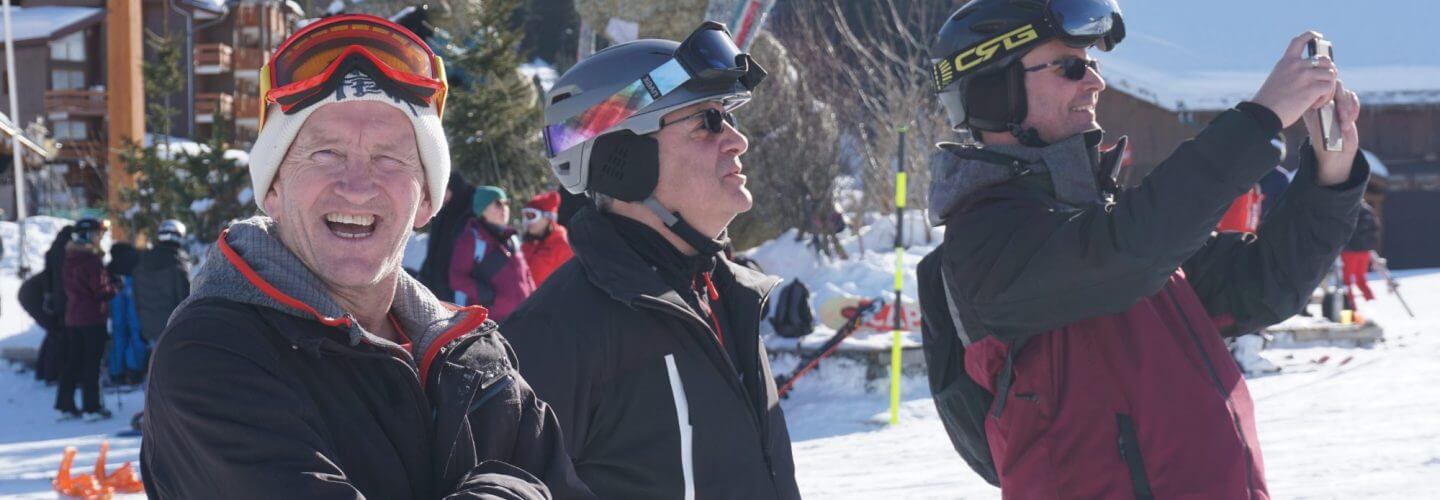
928;130;1120;226
180;216;483;362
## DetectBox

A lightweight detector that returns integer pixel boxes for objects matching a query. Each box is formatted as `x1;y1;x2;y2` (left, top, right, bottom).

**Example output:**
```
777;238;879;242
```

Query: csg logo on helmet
932;24;1041;92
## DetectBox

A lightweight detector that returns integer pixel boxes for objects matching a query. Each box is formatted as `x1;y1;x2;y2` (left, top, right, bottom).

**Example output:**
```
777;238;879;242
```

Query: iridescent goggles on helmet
542;22;767;158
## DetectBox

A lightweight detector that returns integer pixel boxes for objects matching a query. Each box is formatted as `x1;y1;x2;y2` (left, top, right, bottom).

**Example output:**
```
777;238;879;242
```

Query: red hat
525;191;561;213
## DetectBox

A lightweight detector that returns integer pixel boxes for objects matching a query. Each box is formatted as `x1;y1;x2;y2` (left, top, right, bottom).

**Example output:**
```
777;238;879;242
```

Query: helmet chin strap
1007;123;1048;148
642;197;726;256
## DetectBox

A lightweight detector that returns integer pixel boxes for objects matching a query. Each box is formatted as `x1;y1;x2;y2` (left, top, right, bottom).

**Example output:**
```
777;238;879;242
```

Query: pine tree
442;0;551;197
177;111;251;243
117;31;188;239
118;31;254;243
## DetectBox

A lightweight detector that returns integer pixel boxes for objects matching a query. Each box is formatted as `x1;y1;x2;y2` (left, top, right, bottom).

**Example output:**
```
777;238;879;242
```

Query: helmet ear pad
962;61;1028;133
588;129;661;202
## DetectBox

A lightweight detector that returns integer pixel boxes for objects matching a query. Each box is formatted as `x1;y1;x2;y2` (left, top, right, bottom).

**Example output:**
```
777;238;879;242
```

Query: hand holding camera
1252;31;1360;185
1251;32;1341;128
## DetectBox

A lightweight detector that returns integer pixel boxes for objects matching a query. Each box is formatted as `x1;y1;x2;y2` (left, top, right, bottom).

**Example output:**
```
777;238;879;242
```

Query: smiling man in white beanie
140;14;591;500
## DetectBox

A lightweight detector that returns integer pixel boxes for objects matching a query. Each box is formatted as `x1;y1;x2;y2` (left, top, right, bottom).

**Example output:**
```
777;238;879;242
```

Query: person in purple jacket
57;217;117;420
449;186;536;321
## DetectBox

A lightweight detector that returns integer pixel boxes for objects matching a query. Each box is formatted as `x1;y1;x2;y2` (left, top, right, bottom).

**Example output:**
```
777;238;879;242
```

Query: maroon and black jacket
450;219;537;322
63;241;116;327
919;106;1368;499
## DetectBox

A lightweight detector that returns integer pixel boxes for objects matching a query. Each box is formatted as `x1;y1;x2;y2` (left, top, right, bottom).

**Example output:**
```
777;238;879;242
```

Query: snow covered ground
1;217;1436;498
775;268;1440;499
748;221;1440;499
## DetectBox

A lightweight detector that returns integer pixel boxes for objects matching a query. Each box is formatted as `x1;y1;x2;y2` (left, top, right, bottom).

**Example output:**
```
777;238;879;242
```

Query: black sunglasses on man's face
660;107;737;134
1023;56;1100;81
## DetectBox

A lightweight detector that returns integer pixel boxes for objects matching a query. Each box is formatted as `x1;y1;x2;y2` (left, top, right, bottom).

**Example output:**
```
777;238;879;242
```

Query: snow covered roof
1094;0;1440;111
0;7;103;44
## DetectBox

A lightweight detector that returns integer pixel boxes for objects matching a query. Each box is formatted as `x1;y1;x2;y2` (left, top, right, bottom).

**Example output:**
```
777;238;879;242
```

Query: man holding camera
919;1;1368;498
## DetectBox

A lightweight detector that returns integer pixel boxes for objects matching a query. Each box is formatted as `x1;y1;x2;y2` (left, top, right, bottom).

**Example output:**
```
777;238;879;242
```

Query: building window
51;70;85;90
53;120;88;140
50;32;86;62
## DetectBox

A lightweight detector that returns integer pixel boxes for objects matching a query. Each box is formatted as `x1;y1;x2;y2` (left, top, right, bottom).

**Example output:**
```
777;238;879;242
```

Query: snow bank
0;216;71;274
744;213;941;351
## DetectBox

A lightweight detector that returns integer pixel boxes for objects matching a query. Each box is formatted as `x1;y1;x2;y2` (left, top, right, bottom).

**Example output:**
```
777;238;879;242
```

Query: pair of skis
775;298;885;398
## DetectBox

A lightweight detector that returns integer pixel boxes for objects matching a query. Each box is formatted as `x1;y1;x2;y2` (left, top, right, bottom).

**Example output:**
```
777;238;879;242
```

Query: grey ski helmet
930;0;1125;135
157;219;187;243
542;22;766;201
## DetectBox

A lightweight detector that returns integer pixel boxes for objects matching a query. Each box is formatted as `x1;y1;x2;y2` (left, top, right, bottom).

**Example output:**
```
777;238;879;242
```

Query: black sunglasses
660;107;737;134
1023;56;1099;81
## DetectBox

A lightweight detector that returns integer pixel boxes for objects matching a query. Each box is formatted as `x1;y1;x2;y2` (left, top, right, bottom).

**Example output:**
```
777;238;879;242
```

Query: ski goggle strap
258;14;447;127
542;22;767;159
930;0;1123;92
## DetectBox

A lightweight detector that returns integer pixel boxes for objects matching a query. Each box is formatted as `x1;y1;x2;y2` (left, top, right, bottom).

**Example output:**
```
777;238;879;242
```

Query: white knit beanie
248;71;450;215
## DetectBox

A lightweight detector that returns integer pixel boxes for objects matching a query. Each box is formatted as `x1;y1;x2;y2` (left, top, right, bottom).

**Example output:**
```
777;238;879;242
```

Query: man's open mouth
325;213;378;239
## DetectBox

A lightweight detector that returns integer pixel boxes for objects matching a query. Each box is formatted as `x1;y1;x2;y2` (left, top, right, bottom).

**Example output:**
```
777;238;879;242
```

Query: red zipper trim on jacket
217;229;351;328
417;304;490;390
695;272;725;346
388;314;413;352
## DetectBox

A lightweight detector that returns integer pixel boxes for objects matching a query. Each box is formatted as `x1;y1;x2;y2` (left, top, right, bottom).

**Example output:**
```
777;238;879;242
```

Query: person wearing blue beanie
451;185;534;320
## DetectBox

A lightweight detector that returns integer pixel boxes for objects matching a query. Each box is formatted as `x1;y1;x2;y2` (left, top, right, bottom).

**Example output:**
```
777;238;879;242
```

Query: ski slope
1;218;1436;498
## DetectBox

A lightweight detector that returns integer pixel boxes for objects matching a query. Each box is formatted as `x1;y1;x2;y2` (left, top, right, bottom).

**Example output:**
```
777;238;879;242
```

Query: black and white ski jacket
503;205;801;500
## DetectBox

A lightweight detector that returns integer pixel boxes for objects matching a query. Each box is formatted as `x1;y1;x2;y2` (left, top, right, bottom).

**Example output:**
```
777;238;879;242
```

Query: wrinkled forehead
292;101;419;153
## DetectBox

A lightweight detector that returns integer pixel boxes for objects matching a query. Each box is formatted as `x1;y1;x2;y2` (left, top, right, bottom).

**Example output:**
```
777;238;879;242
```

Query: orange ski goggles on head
258;14;447;127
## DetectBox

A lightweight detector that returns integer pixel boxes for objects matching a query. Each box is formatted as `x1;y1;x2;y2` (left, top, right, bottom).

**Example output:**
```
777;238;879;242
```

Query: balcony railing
237;4;263;26
55;139;103;161
233;48;270;73
195;93;234;122
194;43;234;74
44;90;107;117
234;95;261;122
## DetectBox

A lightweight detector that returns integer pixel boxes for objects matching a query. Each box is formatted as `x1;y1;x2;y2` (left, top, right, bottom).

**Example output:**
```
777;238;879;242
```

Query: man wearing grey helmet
503;22;800;500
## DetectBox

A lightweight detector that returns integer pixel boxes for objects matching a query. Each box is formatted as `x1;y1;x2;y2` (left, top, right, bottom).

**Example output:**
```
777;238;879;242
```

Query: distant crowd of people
18;219;191;420
415;172;574;322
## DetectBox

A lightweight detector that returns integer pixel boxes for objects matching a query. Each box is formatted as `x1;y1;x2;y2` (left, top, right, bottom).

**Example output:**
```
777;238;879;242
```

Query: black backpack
917;248;1001;486
768;279;815;339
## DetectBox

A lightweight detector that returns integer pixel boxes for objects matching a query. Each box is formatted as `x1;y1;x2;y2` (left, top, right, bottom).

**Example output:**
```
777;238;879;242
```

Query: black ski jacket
420;178;477;300
141;217;590;500
918;106;1368;495
503;205;801;500
1345;202;1381;252
131;242;191;342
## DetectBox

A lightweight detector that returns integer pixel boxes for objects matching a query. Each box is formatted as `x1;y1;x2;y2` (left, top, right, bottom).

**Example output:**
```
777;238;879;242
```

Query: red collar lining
219;228;489;388
218;229;351;329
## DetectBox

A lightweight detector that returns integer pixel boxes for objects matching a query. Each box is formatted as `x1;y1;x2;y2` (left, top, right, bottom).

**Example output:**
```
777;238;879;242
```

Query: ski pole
1370;251;1414;318
890;126;907;426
